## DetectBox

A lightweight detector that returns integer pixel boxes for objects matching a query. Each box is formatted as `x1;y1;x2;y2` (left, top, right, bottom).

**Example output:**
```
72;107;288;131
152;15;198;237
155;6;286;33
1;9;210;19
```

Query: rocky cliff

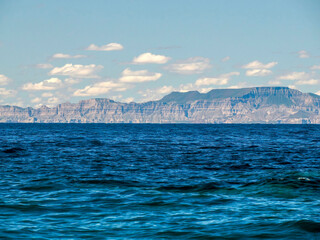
1;87;320;123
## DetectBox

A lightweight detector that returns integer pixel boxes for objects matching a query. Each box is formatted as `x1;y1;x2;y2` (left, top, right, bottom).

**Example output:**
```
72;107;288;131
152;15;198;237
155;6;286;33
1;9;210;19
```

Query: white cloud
242;61;277;77
176;83;212;93
10;101;24;107
138;86;173;102
86;43;123;51
109;94;137;103
64;78;80;85
141;85;192;102
296;79;319;85
119;68;162;83
0;88;15;97
242;60;278;69
206;78;230;86
165;57;211;74
195;72;240;86
228;82;251;89
51;53;86;59
109;94;123;101
31;97;42;103
22;78;63;91
157;85;175;94
132;52;170;64
35;63;53;69
316;91;320;96
49;64;103;78
34;104;44;108
122;97;134;103
246;69;272;77
0;74;10;85
73;81;127;97
298;50;309;59
221;56;230;62
288;85;297;90
278;72;309;80
48;97;59;104
0;88;16;97
311;65;320;70
42;92;53;98
277;72;319;86
36;96;61;108
268;80;281;85
178;83;195;92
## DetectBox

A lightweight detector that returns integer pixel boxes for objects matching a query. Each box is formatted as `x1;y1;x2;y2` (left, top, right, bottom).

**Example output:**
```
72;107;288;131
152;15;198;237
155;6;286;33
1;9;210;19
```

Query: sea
0;124;319;239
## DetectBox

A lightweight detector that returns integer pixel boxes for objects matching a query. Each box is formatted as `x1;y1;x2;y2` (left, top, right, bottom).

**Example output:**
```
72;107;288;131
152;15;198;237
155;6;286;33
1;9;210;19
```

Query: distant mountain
1;87;320;123
159;88;257;104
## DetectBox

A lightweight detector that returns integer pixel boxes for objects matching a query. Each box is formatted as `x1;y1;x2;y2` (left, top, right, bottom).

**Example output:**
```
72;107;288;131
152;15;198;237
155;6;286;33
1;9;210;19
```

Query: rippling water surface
0;124;320;239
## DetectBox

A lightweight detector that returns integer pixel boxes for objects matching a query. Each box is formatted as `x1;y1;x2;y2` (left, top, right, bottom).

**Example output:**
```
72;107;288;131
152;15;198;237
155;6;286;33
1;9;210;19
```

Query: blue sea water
0;124;319;239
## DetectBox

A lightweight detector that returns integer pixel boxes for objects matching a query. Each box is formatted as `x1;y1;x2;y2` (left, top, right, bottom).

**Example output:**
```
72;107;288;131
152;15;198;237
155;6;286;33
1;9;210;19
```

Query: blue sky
0;0;320;107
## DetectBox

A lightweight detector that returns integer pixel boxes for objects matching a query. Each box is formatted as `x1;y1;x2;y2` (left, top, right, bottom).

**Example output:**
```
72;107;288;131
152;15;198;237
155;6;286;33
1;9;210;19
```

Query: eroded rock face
1;87;320;123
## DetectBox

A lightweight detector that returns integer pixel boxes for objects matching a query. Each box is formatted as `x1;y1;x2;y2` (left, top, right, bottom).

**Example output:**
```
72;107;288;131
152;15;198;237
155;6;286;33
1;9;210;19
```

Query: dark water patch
78;179;142;188
203;166;221;171
277;161;292;165
2;147;25;154
248;145;260;148
183;151;202;155
20;184;61;192
66;136;86;141
261;166;279;169
156;230;194;237
191;197;235;205
0;203;49;213
158;182;229;193
139;199;176;207
90;140;104;146
199;146;223;150
283;220;320;233
55;141;72;147
229;163;251;170
263;176;320;190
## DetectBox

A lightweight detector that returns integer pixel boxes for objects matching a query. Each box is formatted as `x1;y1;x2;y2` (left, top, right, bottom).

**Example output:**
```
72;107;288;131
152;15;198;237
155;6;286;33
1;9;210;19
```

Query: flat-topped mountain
1;87;320;123
160;87;307;105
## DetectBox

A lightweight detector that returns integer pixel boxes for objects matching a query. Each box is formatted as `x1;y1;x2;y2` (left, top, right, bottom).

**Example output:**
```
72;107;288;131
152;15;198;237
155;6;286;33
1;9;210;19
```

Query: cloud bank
22;78;63;91
0;88;16;97
278;72;309;80
195;72;240;86
35;64;53;69
119;68;162;83
49;64;103;78
73;81;127;96
242;61;278;69
51;53;86;59
242;60;277;77
298;50;309;59
132;53;170;64
0;74;10;85
165;57;211;74
86;43;123;51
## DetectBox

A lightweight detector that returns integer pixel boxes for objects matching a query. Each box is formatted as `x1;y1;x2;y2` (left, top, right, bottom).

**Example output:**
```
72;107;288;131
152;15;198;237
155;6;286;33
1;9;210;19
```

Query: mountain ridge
158;87;315;104
1;87;320;123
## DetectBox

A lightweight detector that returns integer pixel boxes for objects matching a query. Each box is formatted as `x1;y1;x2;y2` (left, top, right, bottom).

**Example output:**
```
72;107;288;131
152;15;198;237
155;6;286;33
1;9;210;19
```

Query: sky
0;0;320;107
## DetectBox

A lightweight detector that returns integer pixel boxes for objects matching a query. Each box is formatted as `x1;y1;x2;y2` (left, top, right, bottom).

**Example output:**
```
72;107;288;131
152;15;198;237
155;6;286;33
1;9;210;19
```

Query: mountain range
1;87;320;123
